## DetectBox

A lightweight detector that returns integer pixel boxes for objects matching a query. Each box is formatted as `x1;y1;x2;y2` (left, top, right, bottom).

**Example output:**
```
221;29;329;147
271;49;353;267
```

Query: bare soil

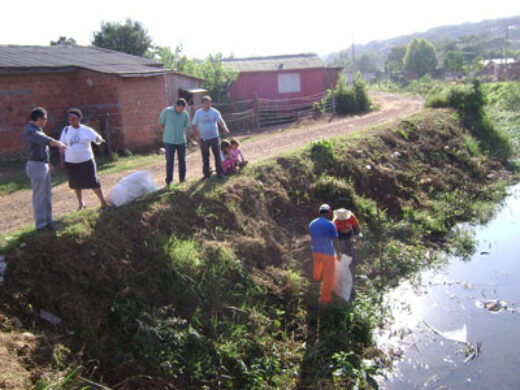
0;92;422;234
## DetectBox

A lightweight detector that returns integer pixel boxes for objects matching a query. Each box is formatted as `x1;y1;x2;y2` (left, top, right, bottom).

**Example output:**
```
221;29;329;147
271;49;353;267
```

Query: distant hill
326;15;520;66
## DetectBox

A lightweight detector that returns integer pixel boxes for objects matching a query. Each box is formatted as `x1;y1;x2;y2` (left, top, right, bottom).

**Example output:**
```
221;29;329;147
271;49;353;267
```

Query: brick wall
118;75;168;148
0;71;75;154
0;69;122;156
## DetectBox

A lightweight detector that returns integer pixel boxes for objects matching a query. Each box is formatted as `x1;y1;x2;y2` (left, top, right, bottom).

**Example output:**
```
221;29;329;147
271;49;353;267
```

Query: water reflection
378;184;520;389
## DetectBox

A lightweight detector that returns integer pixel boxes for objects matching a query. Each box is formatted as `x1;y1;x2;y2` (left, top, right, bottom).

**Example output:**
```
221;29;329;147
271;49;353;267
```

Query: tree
443;50;464;74
92;19;152;57
197;53;238;102
50;36;76;46
357;52;379;73
384;46;407;81
403;38;438;77
155;46;237;102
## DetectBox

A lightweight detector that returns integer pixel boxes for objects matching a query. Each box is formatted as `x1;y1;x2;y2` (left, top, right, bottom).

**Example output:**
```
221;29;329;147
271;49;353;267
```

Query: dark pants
200;137;223;176
339;236;357;273
165;143;186;184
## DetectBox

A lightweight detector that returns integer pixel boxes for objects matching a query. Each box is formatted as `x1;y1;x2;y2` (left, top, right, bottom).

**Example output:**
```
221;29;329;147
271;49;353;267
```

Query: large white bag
106;170;158;207
334;254;353;302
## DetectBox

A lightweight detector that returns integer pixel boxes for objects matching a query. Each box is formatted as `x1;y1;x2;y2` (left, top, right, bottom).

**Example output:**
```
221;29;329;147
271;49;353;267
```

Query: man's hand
49;164;56;174
223;126;230;134
196;138;203;146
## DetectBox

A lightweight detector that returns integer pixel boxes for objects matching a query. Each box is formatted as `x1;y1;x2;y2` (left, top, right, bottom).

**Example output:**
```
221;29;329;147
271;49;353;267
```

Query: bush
425;79;513;161
317;73;372;116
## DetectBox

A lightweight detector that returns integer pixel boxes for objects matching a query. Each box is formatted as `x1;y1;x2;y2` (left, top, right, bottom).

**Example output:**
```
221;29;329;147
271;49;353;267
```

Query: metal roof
223;53;326;72
0;45;176;76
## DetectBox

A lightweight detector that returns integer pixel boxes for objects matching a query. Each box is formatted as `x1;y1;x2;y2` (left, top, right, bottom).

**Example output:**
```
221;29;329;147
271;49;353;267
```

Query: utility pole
351;41;356;83
505;25;509;67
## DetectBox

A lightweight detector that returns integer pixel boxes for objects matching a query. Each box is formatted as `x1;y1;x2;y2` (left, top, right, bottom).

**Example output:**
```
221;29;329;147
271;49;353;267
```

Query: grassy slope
0;109;511;389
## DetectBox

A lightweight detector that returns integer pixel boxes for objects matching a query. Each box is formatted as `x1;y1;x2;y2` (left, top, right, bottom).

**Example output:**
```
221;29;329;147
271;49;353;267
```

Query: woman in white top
59;108;108;210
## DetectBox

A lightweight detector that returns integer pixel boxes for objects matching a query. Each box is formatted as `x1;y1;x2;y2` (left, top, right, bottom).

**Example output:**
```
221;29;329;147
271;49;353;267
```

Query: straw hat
334;208;352;221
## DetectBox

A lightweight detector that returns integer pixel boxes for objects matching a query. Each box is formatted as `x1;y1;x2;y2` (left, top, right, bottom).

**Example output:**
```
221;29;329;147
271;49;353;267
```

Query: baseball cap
319;204;331;213
202;95;212;102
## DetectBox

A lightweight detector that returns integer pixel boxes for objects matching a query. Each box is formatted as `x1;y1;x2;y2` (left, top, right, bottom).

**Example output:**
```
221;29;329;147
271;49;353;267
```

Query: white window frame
277;73;301;94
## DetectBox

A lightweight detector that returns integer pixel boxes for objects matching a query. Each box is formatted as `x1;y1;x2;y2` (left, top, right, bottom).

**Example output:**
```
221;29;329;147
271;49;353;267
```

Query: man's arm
193;125;202;145
218;119;230;134
332;237;341;259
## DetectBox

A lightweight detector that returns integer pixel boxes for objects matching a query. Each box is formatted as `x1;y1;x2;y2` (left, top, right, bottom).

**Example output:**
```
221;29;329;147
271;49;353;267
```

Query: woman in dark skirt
59;108;108;210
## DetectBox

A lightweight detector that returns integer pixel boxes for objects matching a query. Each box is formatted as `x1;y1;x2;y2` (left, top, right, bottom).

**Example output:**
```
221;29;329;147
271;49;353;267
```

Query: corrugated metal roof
0;45;171;75
223;53;326;72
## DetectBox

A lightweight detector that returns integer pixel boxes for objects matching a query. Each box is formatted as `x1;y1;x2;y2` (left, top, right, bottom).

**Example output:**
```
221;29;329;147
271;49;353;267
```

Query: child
229;139;248;168
220;140;235;174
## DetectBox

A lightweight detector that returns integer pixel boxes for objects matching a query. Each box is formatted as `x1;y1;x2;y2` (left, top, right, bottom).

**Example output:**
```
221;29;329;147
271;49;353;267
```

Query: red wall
0;69;120;155
118;76;167;148
229;68;328;101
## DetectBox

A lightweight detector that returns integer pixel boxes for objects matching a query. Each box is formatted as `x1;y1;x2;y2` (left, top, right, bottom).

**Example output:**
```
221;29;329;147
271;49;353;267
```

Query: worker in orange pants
309;204;341;304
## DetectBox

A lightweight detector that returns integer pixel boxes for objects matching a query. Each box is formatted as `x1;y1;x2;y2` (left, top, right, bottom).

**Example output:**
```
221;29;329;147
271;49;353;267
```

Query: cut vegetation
0;106;515;389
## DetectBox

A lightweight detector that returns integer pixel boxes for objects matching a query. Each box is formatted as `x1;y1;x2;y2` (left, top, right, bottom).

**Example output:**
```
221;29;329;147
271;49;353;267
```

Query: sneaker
202;174;211;180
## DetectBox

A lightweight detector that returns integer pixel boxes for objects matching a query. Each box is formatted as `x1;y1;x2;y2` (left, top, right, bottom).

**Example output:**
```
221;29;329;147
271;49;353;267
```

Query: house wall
229;68;327;101
0;69;120;155
118;75;167;148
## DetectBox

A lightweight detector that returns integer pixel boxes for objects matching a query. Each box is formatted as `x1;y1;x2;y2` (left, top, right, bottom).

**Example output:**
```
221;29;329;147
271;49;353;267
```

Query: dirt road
0;92;422;234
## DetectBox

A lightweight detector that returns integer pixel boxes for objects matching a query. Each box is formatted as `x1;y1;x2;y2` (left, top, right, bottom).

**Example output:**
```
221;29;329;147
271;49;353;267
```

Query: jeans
26;161;53;229
165;143;186;184
200;137;223;176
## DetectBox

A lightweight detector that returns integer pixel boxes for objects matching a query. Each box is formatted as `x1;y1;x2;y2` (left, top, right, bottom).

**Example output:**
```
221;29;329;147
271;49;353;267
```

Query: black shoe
202;174;211;180
217;173;226;179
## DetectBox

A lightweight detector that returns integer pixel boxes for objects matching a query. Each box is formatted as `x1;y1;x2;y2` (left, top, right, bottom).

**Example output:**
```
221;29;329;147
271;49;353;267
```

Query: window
277;73;301;93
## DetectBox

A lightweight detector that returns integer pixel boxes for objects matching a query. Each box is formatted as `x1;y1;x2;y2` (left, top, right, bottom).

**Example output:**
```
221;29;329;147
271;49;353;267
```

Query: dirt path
0;92;422;234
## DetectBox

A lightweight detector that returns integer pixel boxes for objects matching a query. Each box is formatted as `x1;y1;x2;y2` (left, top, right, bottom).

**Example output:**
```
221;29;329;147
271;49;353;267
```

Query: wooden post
253;92;260;131
104;113;113;161
331;82;336;116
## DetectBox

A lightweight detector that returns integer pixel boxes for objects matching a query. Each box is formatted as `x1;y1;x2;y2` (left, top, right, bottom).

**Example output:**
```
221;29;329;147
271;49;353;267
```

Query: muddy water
378;183;520;389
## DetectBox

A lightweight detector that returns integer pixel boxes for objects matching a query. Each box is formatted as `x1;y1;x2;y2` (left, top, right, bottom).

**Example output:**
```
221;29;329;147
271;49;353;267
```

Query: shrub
317;73;372;116
425;79;513;161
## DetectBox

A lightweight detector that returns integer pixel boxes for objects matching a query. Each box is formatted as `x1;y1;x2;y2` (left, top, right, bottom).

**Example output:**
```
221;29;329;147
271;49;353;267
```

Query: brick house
0;45;204;157
479;58;520;81
223;54;342;102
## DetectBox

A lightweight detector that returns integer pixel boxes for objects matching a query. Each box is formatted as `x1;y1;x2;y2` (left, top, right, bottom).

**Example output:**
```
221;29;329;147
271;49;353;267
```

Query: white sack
334;254;353;302
106;170;158;207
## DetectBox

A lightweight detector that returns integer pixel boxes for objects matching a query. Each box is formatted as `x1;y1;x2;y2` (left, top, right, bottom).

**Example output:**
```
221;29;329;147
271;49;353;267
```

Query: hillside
0;109;511;389
326;15;520;66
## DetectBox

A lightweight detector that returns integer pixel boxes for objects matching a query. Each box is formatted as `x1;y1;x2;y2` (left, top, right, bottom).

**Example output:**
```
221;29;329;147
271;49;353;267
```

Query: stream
377;183;520;389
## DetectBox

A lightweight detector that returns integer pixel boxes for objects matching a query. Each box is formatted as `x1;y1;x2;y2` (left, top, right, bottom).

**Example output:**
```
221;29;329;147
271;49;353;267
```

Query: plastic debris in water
39;309;62;325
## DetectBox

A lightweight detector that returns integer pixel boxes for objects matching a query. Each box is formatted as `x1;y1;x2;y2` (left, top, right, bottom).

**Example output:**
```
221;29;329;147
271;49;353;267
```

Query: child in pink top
220;140;236;174
230;139;248;168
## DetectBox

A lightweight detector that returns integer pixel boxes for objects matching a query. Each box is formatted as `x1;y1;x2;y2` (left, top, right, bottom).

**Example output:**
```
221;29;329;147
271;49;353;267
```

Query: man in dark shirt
23;107;66;230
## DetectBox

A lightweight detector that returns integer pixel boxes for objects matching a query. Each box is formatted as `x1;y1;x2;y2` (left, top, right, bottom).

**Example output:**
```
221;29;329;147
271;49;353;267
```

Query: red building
0;45;204;157
224;54;342;102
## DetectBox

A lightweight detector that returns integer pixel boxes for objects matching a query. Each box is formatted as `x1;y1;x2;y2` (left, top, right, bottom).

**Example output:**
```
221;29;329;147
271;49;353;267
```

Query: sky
0;0;518;59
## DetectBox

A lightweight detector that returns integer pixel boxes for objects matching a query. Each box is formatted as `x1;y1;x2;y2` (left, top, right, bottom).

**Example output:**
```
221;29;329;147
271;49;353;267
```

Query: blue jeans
200;137;223;176
165;143;186;184
26;161;53;229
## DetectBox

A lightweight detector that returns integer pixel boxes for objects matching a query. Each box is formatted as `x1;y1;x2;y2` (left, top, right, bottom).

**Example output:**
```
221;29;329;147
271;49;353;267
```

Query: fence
212;90;333;131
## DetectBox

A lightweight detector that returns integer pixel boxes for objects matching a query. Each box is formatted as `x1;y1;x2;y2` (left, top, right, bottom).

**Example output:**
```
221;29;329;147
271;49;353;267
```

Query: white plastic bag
106;170;158;207
334;254;353;302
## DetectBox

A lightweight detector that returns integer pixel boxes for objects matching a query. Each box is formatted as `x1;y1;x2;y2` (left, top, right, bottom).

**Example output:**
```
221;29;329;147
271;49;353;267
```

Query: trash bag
334;254;353;302
106;170;158;207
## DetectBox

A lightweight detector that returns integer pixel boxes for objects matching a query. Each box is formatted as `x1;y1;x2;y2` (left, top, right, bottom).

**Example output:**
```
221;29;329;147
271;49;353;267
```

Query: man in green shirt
159;98;190;185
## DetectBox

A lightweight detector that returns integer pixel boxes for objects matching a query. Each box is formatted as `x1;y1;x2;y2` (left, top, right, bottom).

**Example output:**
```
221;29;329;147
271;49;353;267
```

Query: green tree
197;53;238;102
92;19;152;57
403;38;438;77
154;44;200;75
443;50;464;74
384;46;407;81
50;36;76;46
155;46;237;103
